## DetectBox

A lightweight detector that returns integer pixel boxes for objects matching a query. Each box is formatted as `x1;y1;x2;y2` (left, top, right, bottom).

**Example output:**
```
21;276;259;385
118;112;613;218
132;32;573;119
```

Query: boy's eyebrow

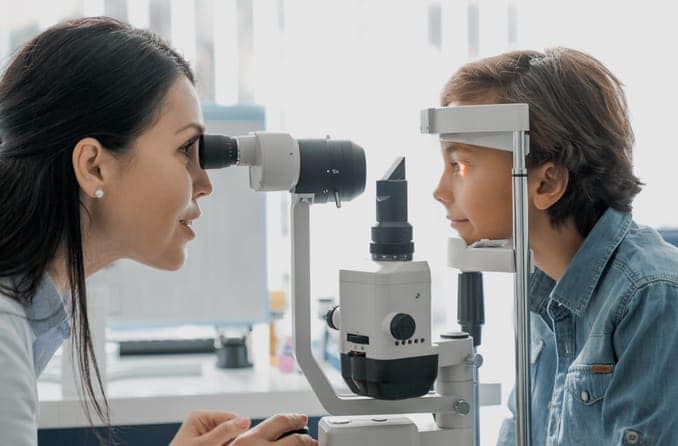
443;142;473;156
443;142;457;154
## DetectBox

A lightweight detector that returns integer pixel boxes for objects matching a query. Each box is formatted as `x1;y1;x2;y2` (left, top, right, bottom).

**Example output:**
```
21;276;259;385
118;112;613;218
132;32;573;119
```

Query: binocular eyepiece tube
198;132;367;205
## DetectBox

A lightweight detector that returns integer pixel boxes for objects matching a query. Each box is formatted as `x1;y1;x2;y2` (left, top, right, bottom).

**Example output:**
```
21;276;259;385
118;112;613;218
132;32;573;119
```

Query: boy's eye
450;161;467;176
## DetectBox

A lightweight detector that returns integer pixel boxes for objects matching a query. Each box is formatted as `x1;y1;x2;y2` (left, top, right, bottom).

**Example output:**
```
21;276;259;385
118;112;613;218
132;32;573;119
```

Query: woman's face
91;76;213;270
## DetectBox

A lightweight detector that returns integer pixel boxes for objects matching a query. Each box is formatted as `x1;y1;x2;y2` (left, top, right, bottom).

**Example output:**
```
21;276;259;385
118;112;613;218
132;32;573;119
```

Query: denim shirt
497;208;678;445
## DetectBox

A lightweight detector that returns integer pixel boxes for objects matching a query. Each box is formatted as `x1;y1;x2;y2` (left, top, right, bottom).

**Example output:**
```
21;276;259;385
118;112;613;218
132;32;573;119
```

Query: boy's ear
529;162;569;211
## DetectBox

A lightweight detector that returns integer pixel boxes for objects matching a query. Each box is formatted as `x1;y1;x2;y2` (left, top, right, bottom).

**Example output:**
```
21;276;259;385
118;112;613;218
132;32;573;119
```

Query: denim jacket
497;208;678;445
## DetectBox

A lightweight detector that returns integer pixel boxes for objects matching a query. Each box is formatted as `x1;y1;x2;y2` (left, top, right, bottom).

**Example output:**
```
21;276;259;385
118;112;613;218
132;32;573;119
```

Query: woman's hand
230;413;317;446
169;411;317;446
169;410;251;446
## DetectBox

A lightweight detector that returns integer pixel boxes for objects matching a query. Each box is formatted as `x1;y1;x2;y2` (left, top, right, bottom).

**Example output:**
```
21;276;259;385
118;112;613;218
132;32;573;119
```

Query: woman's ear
71;137;113;199
529;162;569;211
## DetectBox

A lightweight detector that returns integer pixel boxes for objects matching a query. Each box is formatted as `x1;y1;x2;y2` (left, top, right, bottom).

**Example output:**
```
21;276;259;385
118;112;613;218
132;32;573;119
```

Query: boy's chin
457;231;510;246
454;229;480;245
461;235;480;245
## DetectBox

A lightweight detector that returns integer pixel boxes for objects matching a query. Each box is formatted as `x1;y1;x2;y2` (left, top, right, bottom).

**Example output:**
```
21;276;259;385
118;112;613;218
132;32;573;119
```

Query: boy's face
433;141;514;244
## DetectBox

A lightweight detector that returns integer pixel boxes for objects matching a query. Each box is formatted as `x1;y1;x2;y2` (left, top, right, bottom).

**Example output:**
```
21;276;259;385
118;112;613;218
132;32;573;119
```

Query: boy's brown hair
441;48;642;237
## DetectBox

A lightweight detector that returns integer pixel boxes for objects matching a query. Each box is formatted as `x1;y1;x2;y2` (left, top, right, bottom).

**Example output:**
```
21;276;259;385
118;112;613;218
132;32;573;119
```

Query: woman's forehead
155;77;204;133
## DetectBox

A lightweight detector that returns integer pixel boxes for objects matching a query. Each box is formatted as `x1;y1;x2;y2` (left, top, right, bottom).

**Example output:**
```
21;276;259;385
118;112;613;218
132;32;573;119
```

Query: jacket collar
549;208;632;316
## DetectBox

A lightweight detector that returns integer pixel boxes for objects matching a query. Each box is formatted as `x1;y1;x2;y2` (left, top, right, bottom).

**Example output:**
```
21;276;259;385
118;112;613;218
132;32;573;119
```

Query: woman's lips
179;219;196;239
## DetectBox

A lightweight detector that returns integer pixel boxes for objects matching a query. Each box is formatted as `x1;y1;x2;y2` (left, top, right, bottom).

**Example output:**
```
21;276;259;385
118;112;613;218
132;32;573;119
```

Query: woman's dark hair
441;48;643;237
0;17;194;440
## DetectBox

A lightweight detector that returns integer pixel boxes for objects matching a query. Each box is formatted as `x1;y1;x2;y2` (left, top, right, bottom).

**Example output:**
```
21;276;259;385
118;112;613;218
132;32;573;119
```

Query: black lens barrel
292;139;366;204
370;157;414;261
199;134;238;169
457;271;485;347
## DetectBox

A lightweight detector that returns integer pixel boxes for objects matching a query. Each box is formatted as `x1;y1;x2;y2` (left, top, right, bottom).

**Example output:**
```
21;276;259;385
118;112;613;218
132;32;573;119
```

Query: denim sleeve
604;280;678;445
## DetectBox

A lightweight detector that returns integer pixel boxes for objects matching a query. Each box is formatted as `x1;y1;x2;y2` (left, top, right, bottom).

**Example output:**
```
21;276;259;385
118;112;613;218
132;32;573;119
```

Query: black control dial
390;313;416;341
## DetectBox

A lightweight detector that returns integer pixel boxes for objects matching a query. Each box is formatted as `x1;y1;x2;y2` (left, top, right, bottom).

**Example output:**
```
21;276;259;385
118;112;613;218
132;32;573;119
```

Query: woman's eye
181;138;199;160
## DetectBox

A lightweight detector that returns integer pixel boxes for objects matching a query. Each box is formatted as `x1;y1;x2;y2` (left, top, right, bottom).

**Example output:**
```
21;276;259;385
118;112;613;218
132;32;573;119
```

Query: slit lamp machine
197;103;533;446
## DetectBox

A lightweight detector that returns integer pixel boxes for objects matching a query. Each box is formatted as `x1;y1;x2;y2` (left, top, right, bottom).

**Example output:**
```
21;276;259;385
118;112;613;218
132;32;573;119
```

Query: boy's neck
531;215;584;282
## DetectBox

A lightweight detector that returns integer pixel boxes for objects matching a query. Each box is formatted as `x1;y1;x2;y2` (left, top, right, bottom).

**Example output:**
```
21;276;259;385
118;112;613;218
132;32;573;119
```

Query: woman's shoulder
0;284;33;346
0;279;30;318
0;283;39;446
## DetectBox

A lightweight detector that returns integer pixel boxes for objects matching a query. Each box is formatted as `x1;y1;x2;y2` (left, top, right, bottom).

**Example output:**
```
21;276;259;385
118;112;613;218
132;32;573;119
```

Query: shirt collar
549;208;632;316
22;273;70;337
528;268;556;317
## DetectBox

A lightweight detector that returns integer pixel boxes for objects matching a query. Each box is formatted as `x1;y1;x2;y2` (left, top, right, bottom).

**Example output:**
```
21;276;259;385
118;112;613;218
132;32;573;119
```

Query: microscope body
320;157;478;445
337;260;438;400
323;259;478;446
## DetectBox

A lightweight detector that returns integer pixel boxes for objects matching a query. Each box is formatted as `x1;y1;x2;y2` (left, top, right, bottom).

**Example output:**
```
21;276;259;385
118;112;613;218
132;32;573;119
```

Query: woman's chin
140;249;187;271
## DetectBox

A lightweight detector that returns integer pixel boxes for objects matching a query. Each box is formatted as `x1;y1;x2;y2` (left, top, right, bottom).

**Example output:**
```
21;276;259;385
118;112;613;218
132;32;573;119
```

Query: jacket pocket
562;364;615;444
565;364;614;405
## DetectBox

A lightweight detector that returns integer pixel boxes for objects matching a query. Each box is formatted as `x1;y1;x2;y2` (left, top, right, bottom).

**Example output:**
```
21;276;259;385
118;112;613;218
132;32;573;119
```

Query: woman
0;17;316;446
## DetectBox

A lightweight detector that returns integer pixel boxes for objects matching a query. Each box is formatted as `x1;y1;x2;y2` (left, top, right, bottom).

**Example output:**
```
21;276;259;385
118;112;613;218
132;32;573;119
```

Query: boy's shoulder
588;218;678;331
610;221;678;289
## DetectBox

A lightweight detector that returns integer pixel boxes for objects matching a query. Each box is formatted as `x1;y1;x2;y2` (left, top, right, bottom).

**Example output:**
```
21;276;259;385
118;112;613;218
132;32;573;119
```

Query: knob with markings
390;313;416;341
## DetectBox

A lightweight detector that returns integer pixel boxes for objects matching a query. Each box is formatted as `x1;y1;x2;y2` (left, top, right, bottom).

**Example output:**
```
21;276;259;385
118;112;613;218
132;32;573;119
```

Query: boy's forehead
441;141;474;155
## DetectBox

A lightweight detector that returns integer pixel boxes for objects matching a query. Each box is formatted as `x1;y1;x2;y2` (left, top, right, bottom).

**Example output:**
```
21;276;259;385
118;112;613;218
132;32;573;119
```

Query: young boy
433;48;678;445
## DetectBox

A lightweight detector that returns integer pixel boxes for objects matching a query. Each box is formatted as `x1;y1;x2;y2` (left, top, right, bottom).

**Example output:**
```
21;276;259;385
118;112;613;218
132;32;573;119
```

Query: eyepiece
199;134;239;169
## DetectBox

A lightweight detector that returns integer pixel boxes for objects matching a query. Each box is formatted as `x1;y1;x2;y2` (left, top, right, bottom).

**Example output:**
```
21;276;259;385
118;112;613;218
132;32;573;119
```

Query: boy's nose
433;178;453;205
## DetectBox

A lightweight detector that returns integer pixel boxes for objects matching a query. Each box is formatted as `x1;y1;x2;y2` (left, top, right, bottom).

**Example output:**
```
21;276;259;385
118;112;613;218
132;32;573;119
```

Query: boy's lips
448;216;469;229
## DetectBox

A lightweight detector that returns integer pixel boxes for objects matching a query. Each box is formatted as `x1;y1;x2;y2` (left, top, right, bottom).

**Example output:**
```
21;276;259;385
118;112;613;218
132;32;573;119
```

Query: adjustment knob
325;305;340;330
390;313;416;341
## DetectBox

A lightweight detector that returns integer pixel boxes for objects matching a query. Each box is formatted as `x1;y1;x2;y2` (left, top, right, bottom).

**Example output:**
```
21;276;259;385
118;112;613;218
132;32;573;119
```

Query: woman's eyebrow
175;122;205;134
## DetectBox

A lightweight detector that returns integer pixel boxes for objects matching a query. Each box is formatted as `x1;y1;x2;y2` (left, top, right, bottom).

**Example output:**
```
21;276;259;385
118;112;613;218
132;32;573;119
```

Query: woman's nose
193;168;213;199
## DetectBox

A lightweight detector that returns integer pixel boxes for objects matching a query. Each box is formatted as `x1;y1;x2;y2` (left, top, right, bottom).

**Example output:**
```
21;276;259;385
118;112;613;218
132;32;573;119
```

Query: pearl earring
94;189;104;198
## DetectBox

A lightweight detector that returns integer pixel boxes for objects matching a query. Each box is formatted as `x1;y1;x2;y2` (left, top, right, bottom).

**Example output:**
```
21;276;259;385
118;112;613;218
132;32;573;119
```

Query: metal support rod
472;349;480;446
512;131;531;446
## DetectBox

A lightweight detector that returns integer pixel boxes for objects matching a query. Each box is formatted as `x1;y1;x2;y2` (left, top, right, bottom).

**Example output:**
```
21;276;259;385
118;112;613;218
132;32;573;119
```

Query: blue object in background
658;228;678;248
